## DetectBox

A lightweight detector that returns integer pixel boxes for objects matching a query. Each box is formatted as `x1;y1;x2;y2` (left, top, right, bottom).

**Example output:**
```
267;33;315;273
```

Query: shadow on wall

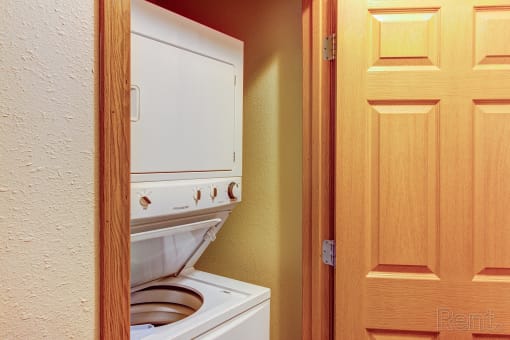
147;1;303;339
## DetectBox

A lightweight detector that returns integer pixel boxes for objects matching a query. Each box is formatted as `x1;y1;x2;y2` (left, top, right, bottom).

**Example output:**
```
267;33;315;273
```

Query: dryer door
131;0;244;183
131;33;236;177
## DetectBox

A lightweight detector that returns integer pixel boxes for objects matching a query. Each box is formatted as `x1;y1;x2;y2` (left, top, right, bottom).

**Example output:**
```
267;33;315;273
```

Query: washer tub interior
131;285;204;327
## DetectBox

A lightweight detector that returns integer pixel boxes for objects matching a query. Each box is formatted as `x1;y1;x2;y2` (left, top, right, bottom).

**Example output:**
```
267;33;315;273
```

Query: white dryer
130;1;270;339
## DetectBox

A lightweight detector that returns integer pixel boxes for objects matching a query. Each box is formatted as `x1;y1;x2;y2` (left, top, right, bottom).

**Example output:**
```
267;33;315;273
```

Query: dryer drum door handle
131;85;141;122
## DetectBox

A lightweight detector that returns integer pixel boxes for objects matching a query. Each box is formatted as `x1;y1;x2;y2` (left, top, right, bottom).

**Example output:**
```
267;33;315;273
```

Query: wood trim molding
99;0;131;338
302;0;336;339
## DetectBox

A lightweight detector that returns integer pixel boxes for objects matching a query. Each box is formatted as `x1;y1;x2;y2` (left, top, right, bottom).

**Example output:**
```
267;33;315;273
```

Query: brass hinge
323;33;336;61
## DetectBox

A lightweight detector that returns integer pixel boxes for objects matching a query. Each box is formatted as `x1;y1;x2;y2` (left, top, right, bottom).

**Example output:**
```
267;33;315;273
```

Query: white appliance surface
131;178;241;286
131;178;241;223
131;0;243;182
130;179;270;340
130;3;268;340
196;300;270;340
131;270;270;340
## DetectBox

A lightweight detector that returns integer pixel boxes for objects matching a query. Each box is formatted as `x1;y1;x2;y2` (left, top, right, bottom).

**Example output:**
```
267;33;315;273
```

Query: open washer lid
130;212;228;288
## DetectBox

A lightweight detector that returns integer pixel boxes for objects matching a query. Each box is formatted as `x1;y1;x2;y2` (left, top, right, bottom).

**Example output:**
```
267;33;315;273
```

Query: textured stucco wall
148;2;302;339
0;1;97;338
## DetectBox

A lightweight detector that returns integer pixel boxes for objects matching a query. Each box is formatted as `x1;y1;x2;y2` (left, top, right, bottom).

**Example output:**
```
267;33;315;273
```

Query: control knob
227;182;240;200
210;186;218;199
139;195;151;209
193;188;202;203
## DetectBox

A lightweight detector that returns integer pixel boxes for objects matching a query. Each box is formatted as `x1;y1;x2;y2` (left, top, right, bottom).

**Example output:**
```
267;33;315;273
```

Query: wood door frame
99;0;334;338
99;0;131;338
302;0;336;339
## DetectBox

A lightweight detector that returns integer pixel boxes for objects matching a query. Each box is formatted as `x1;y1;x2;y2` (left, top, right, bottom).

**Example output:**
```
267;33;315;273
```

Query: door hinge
233;152;236;162
322;239;335;267
323;33;336;61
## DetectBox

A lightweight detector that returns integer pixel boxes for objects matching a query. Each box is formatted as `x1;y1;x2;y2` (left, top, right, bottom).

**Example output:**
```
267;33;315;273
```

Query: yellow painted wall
150;1;303;339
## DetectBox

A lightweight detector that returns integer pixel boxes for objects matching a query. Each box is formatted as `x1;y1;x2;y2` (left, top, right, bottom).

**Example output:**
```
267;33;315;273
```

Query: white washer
130;271;270;340
130;179;271;340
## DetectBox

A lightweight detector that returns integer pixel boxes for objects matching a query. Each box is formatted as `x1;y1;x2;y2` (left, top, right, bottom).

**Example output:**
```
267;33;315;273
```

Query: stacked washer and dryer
129;1;270;339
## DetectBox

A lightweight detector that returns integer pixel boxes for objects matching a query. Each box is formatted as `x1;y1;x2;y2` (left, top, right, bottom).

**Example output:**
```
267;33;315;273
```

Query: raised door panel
369;9;440;69
475;7;510;68
369;330;438;340
368;102;439;276
474;101;510;277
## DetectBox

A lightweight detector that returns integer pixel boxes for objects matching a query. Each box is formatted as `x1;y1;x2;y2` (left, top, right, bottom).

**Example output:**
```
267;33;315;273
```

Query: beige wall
150;1;303;339
0;1;97;338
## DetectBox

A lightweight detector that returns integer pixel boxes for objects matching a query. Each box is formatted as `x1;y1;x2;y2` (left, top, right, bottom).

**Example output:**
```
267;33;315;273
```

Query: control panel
131;177;242;222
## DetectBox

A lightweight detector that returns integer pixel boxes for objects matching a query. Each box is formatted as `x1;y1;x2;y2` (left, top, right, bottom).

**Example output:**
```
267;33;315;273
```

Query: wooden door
335;0;510;339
